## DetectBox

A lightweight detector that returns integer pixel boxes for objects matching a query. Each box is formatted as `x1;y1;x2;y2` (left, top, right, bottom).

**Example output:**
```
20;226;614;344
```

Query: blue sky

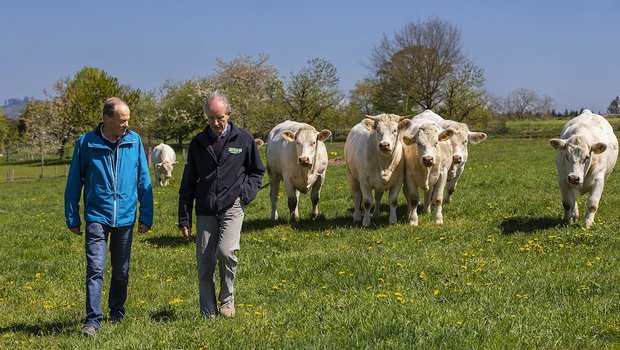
2;0;619;113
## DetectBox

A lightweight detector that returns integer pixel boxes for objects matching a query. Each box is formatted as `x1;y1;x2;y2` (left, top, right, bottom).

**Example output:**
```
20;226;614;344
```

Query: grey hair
102;97;128;118
204;91;232;115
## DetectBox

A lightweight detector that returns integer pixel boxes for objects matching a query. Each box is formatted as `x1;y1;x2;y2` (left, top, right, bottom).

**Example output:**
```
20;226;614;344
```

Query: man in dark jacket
178;91;264;318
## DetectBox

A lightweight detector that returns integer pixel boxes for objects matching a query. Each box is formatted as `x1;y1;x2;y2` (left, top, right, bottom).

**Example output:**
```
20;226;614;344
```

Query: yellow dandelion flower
433;289;440;296
35;273;42;280
376;293;387;298
168;298;184;305
418;272;426;280
378;277;385;283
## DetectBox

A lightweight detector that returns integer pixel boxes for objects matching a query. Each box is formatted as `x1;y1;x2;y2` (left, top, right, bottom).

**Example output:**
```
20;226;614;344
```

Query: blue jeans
84;222;133;328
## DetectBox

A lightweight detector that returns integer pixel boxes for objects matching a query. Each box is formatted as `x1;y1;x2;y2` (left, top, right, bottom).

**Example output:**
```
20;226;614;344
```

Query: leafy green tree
51;67;140;158
607;96;620;114
349;79;379;115
212;54;286;137
283;57;343;126
437;60;489;124
0;113;19;162
156;79;213;147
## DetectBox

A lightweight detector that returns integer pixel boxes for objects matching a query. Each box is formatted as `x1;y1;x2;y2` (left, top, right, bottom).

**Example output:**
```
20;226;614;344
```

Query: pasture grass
1;135;620;349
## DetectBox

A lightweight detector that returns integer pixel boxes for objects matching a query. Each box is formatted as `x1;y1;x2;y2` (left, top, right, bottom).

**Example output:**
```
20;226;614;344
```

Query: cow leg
284;180;300;223
404;178;419;226
373;190;383;220
433;176;448;224
154;169;161;187
445;164;463;204
310;174;324;220
422;188;432;214
269;174;281;221
585;180;605;228
559;179;577;224
387;183;400;224
350;177;362;224
360;182;374;227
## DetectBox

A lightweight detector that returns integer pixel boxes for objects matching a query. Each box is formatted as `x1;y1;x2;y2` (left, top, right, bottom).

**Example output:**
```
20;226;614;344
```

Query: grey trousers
195;201;244;316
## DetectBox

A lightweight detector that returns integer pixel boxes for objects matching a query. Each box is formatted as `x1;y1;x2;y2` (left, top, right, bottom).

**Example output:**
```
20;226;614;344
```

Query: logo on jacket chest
228;147;243;154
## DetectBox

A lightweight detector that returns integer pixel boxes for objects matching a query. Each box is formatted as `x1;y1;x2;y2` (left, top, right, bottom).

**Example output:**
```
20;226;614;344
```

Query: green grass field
1;134;620;349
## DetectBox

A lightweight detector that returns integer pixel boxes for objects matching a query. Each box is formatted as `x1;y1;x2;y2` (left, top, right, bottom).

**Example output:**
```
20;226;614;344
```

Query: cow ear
439;129;454;141
549;138;567;150
317;129;332;141
282;131;295;142
468;132;487;144
172;161;179;165
402;135;415;146
254;138;265;149
155;162;163;168
398;119;412;130
592;142;607;154
362;118;375;131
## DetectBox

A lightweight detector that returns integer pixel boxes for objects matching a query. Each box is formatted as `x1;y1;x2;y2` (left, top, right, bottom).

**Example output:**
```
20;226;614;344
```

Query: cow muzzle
298;156;312;167
567;174;581;185
452;155;462;164
379;142;392;153
422;156;434;167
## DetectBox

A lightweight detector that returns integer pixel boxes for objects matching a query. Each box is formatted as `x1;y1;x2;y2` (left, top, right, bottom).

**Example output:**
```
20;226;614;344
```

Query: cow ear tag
282;131;295;142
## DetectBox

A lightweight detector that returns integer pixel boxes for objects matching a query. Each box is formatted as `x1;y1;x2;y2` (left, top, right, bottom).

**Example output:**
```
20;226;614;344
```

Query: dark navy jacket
178;122;264;227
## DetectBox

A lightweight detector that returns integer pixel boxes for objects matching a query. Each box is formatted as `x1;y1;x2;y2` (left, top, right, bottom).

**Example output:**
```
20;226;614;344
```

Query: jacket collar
197;122;239;148
88;123;138;149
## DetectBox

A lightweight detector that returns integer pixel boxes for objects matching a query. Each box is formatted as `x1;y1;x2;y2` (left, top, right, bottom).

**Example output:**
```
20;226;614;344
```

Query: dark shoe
109;312;124;323
80;325;97;336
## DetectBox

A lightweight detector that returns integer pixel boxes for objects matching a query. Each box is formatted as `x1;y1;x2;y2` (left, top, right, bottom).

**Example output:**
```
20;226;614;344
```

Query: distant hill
2;97;29;120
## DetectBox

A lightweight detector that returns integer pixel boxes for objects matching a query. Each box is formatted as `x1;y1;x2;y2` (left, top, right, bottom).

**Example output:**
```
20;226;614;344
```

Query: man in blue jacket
65;97;153;336
178;91;264;318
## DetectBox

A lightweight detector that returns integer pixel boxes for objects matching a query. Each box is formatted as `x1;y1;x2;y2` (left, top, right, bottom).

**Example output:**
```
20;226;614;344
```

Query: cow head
443;122;487;165
282;126;331;167
363;114;411;155
550;135;607;186
254;138;265;149
156;160;178;186
403;123;453;167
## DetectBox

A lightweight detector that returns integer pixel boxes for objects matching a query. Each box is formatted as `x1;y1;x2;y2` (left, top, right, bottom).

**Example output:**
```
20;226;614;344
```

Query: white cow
345;114;412;227
152;143;177;186
549;109;618;228
266;120;332;223
412;110;487;203
402;119;454;226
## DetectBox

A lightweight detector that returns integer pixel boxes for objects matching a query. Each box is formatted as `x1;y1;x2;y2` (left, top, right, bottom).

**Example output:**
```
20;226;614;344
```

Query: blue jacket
178;122;264;227
65;126;154;228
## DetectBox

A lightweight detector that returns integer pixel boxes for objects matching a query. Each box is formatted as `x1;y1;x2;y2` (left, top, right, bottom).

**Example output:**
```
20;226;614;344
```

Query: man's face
104;104;130;139
206;99;230;136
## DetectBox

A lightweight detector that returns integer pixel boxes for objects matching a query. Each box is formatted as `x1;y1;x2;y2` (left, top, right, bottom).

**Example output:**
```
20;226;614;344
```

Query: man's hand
138;222;151;233
69;227;82;235
180;226;193;241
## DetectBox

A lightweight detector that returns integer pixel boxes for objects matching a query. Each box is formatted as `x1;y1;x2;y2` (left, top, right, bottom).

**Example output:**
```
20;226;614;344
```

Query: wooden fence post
8;170;14;182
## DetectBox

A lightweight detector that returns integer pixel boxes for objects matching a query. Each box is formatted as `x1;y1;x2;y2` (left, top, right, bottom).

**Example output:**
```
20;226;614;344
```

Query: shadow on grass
499;215;565;234
0;319;79;336
143;234;192;248
149;305;177;322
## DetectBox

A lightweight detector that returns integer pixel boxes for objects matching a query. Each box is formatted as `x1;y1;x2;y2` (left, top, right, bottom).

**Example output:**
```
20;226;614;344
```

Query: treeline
0;18;618;163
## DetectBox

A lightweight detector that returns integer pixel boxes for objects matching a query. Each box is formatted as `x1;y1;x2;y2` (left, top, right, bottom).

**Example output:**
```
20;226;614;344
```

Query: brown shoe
219;302;235;318
80;325;97;336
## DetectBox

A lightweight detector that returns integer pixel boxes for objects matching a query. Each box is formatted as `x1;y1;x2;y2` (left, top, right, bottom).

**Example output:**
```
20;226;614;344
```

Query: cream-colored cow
345;114;411;227
549;109;618;228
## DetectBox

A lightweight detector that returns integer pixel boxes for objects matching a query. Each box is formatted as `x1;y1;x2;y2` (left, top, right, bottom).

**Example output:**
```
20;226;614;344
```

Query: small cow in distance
266;120;331;223
152;143;178;186
255;138;265;149
549;109;619;228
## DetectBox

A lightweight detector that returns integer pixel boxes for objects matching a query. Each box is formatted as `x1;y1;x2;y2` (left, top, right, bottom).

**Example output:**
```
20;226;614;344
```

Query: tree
156;79;213;147
437;60;488;123
349;78;379;115
283;57;343;125
20;99;59;176
607;96;620;114
212;54;286;136
0;113;18;162
50;67;140;158
369;18;465;112
493;88;555;119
